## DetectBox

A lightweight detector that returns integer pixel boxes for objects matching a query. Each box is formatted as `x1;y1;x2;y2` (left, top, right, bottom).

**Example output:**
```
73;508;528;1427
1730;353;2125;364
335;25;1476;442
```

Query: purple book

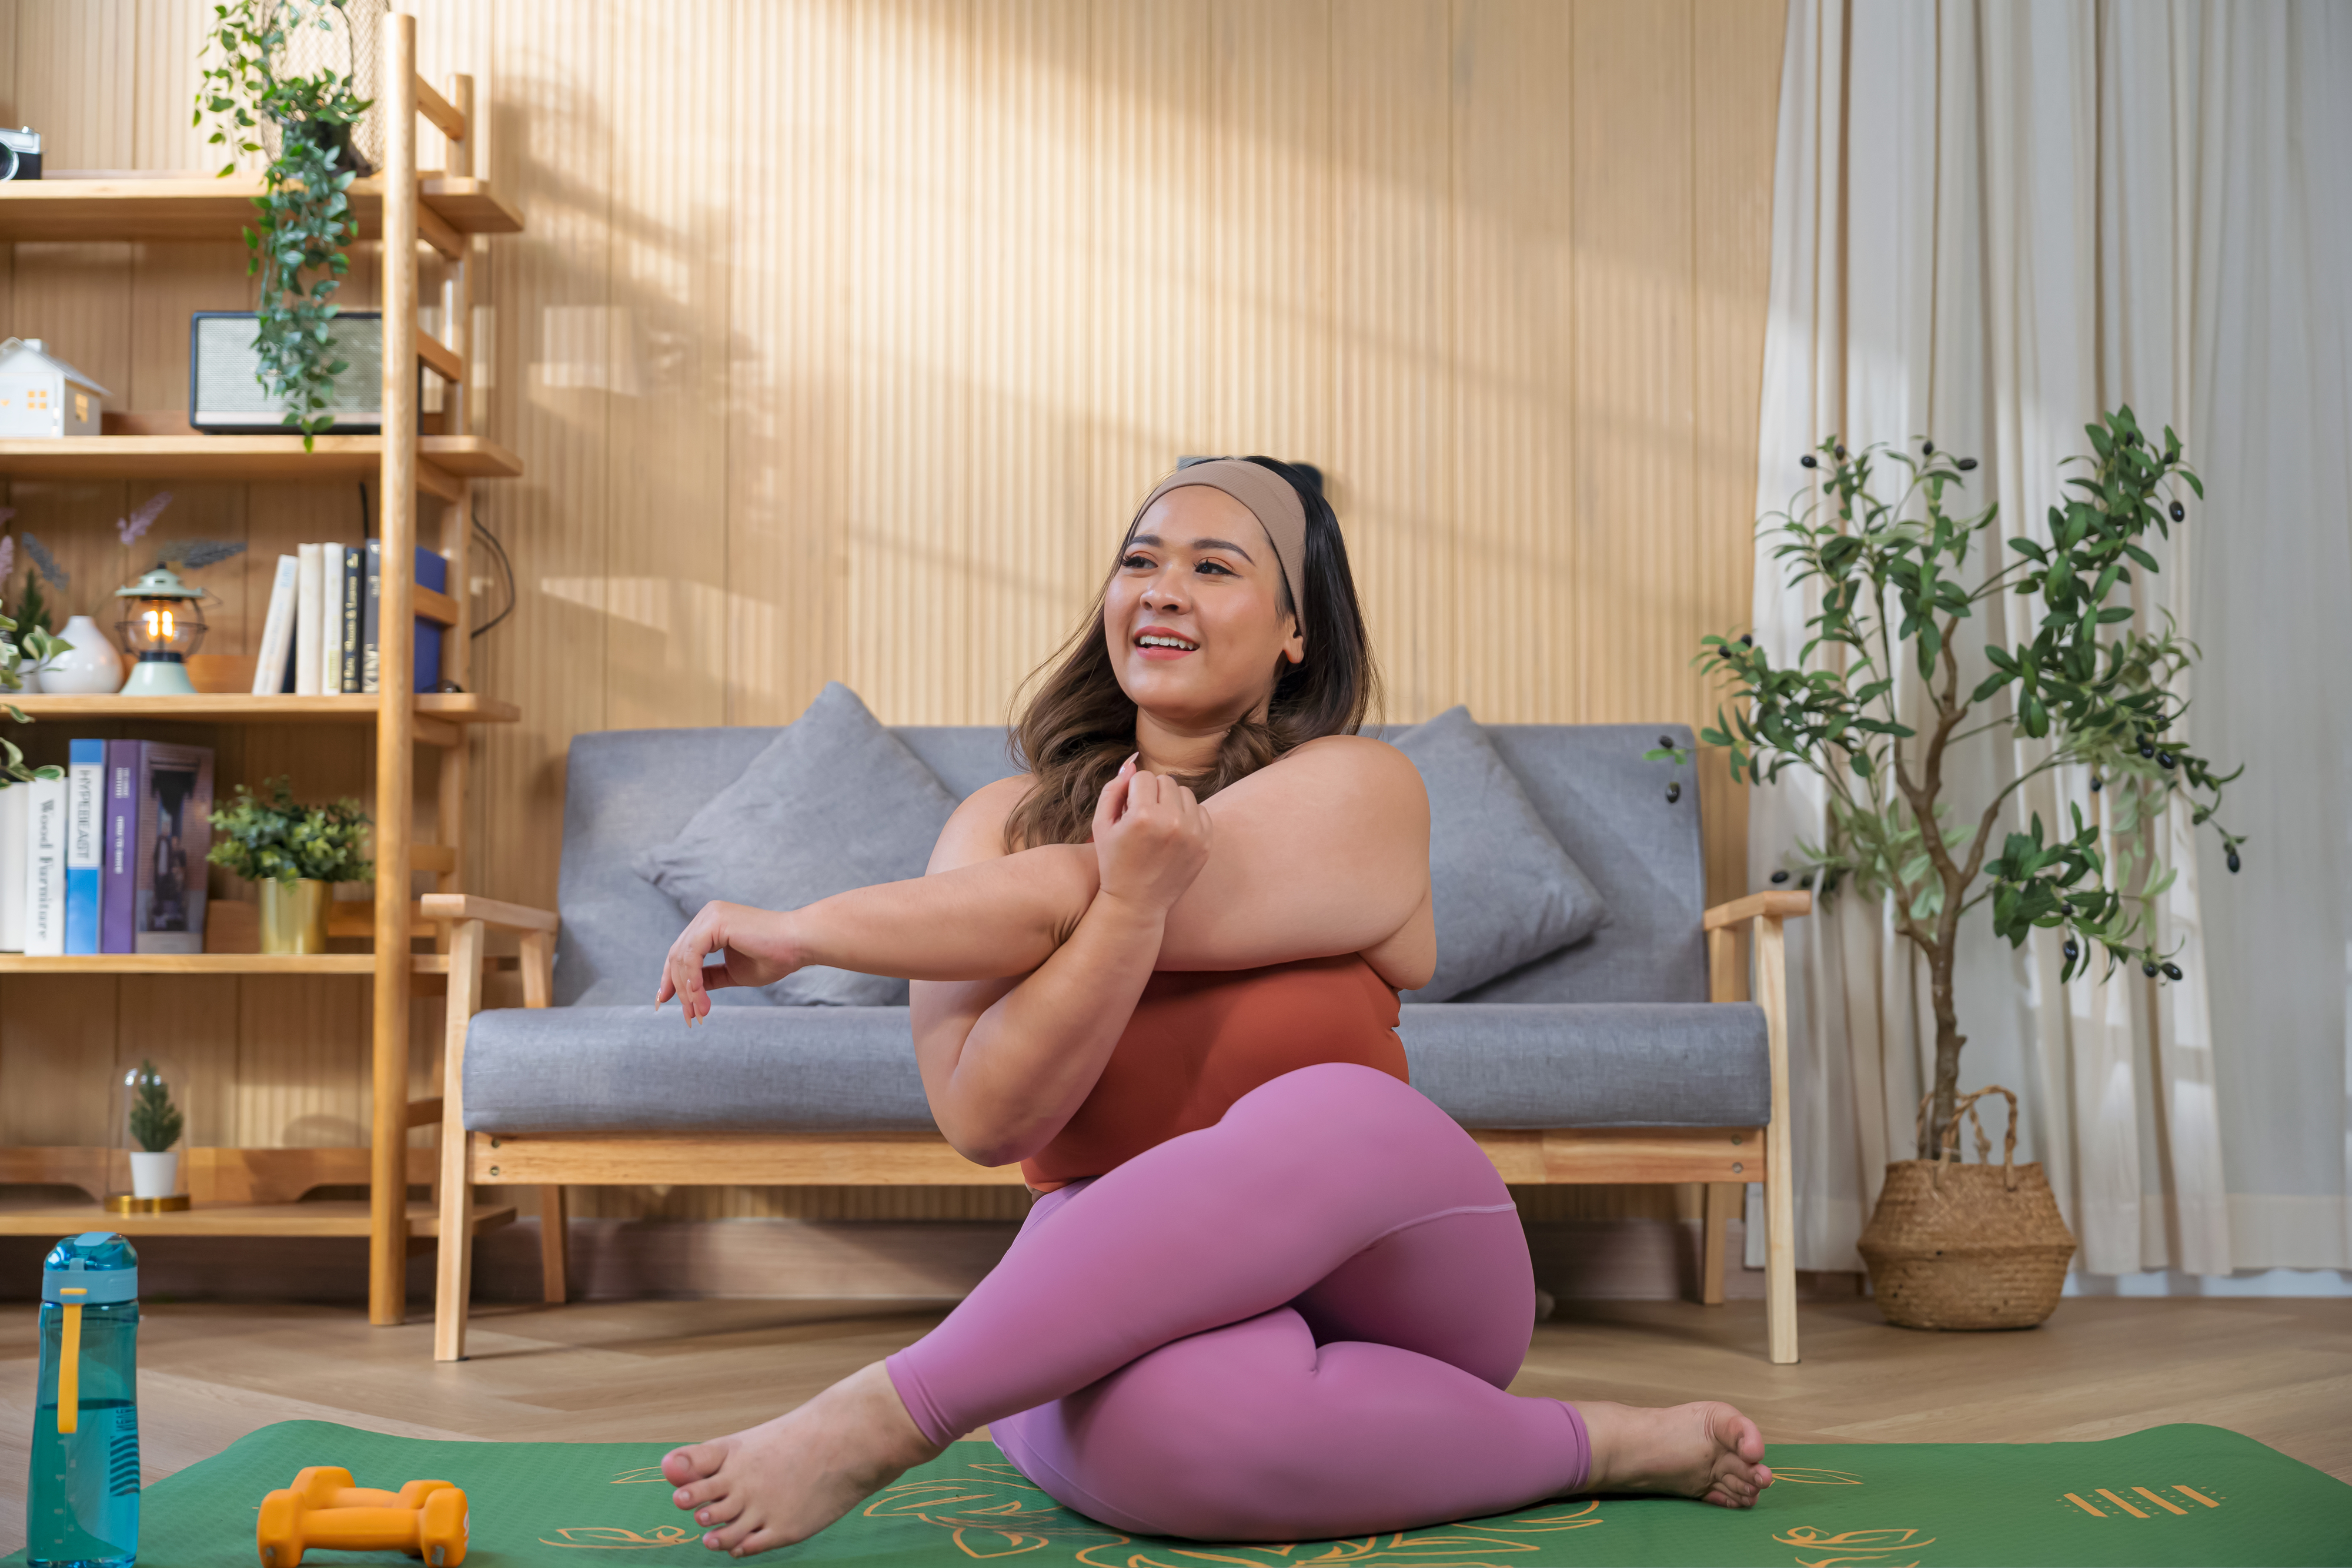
101;740;141;955
133;743;213;955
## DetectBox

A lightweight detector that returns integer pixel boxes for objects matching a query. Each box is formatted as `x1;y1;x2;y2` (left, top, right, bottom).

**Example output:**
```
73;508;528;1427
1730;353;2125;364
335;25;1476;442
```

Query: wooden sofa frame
429;890;1809;1365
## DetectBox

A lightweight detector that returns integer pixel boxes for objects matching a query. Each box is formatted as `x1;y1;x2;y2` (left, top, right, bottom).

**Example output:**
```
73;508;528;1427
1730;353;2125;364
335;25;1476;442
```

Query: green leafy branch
196;0;370;450
0;544;66;789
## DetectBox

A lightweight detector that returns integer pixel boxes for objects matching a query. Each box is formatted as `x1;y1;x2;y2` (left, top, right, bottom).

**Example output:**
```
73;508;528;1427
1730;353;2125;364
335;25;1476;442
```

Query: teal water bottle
27;1232;140;1567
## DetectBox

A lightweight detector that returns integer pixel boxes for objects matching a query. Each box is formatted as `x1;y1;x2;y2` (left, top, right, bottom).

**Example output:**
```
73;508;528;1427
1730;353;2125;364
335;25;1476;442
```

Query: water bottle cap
42;1231;138;1305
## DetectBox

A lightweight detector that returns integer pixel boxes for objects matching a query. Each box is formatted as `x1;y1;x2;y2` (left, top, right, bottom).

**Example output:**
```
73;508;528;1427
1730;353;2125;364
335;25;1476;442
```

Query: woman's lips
1134;628;1198;661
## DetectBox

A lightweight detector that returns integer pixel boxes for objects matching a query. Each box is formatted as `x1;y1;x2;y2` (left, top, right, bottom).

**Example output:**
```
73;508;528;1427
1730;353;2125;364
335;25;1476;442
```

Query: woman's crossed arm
653;734;1432;1019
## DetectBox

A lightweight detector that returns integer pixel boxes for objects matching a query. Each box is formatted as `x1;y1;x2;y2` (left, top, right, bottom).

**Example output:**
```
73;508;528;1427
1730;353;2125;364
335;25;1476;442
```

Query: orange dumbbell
256;1466;469;1567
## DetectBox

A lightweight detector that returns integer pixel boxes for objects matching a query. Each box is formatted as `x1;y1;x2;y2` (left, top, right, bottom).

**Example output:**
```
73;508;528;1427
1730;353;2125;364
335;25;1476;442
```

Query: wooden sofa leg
1756;914;1799;1364
539;1185;570;1303
1700;1182;1736;1305
433;918;486;1362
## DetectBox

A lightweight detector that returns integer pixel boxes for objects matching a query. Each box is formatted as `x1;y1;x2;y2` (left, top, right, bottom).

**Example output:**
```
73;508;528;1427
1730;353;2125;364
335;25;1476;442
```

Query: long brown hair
1003;456;1380;851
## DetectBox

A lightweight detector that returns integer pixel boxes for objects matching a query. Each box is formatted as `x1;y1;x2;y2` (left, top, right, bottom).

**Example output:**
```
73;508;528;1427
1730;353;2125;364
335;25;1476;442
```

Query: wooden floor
5;1294;2348;1549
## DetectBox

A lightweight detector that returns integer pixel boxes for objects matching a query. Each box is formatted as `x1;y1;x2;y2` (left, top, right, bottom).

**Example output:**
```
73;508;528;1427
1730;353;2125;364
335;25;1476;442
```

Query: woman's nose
1142;576;1186;611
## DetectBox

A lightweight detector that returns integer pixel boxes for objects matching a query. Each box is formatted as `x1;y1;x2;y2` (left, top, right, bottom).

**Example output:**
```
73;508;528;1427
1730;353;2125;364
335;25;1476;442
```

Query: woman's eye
1195;560;1235;576
1121;554;1153;570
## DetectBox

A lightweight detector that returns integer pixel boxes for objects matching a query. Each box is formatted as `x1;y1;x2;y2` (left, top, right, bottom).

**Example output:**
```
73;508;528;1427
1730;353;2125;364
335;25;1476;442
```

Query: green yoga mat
11;1418;2349;1567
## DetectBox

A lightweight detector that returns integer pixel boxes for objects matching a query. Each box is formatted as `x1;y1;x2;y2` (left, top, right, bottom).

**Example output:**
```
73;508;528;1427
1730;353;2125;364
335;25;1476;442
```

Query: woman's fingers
1093;755;1140;835
660;904;733;1023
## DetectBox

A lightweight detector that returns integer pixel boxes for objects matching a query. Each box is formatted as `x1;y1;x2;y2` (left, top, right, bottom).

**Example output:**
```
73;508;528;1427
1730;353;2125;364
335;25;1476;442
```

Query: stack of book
0;741;214;955
251;542;447;696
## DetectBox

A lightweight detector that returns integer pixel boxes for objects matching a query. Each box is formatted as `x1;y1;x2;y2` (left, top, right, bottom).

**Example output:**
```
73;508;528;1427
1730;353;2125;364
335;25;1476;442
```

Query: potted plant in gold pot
207;777;370;953
1653;407;2247;1329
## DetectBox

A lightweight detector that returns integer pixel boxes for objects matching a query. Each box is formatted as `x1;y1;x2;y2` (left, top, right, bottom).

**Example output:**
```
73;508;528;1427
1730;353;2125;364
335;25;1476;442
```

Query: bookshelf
0;435;523;500
0;19;525;1326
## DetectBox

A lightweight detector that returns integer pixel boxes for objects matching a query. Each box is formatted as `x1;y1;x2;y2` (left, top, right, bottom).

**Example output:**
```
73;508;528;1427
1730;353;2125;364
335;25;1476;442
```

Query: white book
294;543;324;696
251;553;300;694
22;774;65;957
0;783;26;951
319;544;346;694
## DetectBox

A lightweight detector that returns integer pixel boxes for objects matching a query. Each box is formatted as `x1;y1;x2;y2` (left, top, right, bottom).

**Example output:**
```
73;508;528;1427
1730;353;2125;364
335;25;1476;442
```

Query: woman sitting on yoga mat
652;457;1774;1556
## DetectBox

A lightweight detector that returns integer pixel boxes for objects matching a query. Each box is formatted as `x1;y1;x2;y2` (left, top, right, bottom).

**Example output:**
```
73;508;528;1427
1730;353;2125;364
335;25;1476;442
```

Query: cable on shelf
470;501;515;638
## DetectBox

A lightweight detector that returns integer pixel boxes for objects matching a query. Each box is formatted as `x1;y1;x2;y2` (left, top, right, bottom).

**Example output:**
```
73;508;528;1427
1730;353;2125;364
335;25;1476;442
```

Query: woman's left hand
655;900;801;1024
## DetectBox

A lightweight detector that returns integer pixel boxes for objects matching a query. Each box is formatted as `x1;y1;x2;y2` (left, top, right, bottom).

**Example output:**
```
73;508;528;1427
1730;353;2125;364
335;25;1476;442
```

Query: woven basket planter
1856;1086;2077;1331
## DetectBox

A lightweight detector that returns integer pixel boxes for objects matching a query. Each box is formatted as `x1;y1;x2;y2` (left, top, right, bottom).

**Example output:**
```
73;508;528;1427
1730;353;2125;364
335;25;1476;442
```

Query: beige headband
1124;458;1309;623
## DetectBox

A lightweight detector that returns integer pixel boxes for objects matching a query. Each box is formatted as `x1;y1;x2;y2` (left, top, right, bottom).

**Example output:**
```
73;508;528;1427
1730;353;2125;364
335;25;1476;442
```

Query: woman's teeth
1138;635;1195;650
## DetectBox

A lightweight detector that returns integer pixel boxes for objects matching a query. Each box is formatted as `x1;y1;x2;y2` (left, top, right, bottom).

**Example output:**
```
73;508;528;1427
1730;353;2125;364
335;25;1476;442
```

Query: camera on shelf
0;126;41;181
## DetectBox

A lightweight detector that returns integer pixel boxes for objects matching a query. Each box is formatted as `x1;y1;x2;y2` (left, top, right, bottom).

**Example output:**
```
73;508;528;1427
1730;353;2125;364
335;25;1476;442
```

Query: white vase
129;1149;179;1199
41;614;125;695
13;664;40;693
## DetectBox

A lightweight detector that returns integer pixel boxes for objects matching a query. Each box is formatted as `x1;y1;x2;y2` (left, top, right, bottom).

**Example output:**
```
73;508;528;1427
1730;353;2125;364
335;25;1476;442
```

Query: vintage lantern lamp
112;566;208;695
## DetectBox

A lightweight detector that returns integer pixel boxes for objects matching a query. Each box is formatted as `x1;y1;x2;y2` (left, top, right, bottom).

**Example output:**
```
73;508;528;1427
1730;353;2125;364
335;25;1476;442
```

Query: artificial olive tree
1655;408;2246;1158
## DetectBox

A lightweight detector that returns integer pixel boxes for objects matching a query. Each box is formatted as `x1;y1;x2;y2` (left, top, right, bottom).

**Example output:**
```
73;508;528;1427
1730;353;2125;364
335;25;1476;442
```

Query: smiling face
1103;486;1306;733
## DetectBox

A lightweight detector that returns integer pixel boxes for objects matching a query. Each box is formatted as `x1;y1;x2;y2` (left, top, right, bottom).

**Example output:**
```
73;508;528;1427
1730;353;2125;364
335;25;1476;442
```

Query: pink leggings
885;1062;1591;1540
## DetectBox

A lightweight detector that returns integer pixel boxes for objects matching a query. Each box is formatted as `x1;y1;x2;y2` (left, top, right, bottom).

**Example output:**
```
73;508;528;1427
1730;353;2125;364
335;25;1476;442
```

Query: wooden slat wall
0;0;1785;1228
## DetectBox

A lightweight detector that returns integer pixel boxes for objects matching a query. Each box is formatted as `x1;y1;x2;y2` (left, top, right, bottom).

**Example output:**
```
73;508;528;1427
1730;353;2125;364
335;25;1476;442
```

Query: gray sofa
437;720;1803;1362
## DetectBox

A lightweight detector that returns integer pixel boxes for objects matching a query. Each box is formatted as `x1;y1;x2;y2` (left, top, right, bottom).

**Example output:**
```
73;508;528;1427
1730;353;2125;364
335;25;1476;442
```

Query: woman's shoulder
1274;733;1425;796
928;773;1038;872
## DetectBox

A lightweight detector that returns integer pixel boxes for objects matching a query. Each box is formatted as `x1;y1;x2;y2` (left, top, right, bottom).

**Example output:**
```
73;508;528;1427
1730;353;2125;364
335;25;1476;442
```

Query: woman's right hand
654;900;802;1024
1091;756;1212;917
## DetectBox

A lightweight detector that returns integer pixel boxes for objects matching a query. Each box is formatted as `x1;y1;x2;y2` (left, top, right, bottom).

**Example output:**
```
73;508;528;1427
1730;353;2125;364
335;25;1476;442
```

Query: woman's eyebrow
1128;532;1257;561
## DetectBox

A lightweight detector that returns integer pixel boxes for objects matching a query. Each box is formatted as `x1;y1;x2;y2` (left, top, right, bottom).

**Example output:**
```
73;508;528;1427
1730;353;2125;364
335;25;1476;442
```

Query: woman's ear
1283;618;1306;666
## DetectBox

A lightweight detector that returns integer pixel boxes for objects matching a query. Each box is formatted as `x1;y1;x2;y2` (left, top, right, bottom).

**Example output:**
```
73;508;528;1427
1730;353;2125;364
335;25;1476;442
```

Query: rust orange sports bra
1020;952;1410;1191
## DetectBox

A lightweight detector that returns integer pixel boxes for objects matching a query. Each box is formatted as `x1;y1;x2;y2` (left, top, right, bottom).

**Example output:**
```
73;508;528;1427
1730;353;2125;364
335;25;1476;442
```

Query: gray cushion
463;1000;1769;1134
1384;724;1710;1005
463;1005;937;1134
1391;707;1606;1002
1400;1002;1770;1128
631;683;958;1006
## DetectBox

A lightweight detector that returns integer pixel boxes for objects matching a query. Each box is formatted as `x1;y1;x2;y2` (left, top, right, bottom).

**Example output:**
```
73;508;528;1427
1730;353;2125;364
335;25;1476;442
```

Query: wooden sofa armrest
1701;889;1811;930
1701;887;1809;1366
419;892;559;932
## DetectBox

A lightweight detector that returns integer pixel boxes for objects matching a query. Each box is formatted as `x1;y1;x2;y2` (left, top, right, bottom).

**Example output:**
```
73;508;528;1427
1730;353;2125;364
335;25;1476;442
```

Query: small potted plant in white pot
207;777;372;953
126;1059;185;1199
107;1055;191;1213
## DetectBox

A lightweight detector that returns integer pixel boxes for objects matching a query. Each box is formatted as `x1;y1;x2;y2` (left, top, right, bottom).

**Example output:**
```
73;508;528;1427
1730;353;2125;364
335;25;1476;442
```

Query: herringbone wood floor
5;1295;2347;1549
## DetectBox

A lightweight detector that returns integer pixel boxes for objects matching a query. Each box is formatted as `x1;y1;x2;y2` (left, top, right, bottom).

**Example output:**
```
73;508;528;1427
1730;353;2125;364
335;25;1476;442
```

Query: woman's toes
664;1442;727;1486
672;1475;731;1513
691;1490;746;1528
704;1513;763;1555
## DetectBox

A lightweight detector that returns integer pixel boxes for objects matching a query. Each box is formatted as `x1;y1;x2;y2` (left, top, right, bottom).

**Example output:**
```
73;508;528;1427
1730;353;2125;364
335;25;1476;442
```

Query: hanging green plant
195;0;373;450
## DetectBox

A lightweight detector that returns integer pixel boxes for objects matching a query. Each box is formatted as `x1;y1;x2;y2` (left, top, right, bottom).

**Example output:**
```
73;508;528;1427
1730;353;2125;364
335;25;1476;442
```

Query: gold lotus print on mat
1773;1524;1935;1568
2059;1483;2224;1518
609;1465;672;1485
539;1523;702;1549
1765;1469;1864;1486
860;1462;1606;1566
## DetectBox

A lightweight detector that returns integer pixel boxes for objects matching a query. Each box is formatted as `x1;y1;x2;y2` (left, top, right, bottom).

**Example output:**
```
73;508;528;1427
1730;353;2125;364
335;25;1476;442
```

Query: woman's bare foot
1573;1400;1773;1509
662;1360;945;1555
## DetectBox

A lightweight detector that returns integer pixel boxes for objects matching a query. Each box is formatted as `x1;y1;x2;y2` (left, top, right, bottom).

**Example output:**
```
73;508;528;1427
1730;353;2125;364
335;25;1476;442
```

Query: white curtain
1750;0;2352;1279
